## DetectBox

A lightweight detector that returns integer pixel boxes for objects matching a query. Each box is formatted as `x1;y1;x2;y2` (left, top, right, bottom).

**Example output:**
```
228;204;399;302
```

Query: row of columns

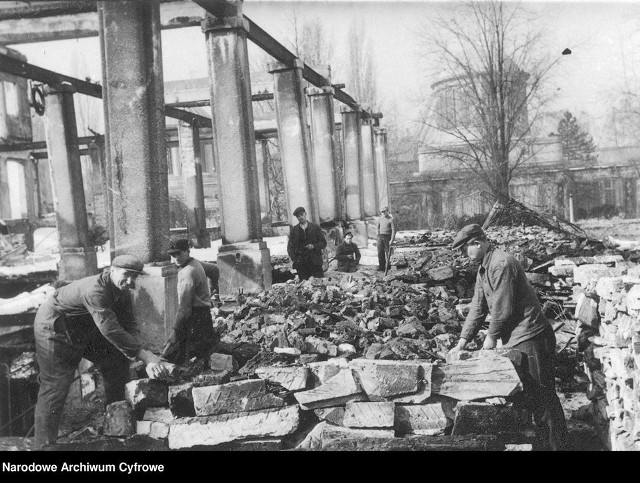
40;0;390;350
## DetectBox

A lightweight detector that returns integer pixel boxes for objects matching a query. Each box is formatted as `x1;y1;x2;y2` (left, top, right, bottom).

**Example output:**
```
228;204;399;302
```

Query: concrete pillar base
58;246;98;282
344;220;369;249
218;241;272;302
132;262;178;353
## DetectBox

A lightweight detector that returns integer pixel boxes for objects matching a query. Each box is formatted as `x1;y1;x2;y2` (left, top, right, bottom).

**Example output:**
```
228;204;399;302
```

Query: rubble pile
572;262;640;450
98;349;529;450
211;274;480;366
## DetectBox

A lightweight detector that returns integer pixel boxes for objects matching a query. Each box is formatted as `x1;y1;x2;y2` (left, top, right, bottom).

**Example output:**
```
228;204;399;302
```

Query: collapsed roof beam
191;0;374;118
0;50;211;127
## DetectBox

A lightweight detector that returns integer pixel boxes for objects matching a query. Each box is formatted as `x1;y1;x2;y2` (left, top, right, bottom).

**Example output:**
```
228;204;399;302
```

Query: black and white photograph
0;0;638;458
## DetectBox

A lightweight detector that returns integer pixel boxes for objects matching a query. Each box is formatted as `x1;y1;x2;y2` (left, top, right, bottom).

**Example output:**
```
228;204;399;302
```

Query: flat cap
168;238;190;254
293;206;306;217
451;224;485;250
111;254;144;273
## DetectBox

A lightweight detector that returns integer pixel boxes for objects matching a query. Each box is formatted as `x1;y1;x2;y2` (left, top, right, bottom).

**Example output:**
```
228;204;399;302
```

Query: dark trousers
296;263;324;281
510;328;570;451
377;234;392;270
166;307;216;365
33;304;130;447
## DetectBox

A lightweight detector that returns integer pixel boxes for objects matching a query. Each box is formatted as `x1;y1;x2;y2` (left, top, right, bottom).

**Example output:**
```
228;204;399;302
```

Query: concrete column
374;127;390;211
257;139;272;223
43;83;97;281
177;120;209;248
361;118;378;218
100;0;170;262
97;4;114;261
308;86;340;223
268;59;318;223
100;1;176;352
341;107;363;221
88;137;108;231
202;2;271;301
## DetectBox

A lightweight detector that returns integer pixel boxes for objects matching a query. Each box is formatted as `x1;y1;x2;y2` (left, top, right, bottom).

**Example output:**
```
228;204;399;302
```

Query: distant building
389;71;640;229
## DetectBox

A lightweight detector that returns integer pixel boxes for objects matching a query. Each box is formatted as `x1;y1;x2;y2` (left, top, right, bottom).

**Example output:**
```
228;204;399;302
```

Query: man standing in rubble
376;206;396;272
287;206;327;280
33;255;173;449
448;224;569;451
161;239;216;364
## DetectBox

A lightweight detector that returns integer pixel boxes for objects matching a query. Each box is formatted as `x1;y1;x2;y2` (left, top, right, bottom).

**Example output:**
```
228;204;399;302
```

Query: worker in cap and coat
33;255;174;448
448;224;569;450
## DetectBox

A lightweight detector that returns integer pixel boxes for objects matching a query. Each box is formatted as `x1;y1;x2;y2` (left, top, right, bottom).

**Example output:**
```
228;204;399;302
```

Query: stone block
626;284;640;311
103;401;135;437
349;359;420;399
396;318;428;337
388;363;433;403
294;369;367;410
573;264;613;287
595;277;625;301
142;408;175;424
343;401;395;429
305;336;338;356
136;420;169;439
426;266;456;281
168;405;300;449
168;382;195;417
314;407;345;426
192;370;232;387
192;379;285;416
255;365;309;391
308;359;349;387
432;354;521;401
549;265;574;277
394;403;449;435
124;379;168;410
209;353;237;373
451;402;518;435
575;293;600;328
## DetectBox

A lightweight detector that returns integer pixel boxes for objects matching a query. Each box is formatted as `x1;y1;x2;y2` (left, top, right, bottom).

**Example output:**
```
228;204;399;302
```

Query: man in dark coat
33;255;173;448
287;206;327;280
447;224;570;451
335;231;361;272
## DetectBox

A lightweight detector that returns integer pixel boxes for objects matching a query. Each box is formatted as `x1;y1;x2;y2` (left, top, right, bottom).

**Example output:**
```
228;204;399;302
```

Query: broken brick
575;293;600;328
142;408;175;424
209;353;238;373
103;401;135;437
136;420;169;439
124;379;168;410
305;336;338;356
192;379;285;416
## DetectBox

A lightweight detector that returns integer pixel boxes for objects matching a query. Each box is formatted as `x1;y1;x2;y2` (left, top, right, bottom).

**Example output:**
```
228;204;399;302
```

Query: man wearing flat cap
33;254;173;448
449;224;569;450
161;239;215;363
287;207;327;280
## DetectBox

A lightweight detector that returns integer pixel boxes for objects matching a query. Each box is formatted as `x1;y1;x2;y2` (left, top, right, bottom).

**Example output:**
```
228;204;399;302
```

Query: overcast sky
12;0;640;146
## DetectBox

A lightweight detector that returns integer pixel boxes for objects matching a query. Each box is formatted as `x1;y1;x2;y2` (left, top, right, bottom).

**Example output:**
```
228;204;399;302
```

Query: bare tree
285;5;333;74
346;20;379;112
418;1;558;201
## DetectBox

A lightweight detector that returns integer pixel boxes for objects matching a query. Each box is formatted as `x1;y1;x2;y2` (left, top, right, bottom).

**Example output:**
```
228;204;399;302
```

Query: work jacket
460;247;550;347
